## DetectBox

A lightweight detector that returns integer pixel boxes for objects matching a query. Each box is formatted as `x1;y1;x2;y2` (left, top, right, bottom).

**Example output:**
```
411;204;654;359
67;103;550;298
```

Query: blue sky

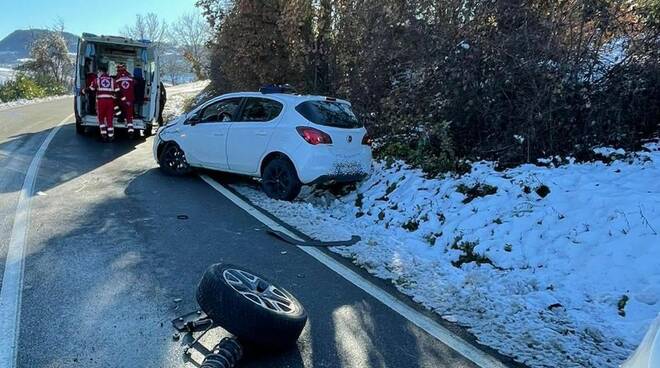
0;0;200;40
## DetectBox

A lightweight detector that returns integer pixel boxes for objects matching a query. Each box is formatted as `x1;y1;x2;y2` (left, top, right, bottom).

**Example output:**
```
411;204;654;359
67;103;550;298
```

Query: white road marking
199;174;509;368
0;113;73;367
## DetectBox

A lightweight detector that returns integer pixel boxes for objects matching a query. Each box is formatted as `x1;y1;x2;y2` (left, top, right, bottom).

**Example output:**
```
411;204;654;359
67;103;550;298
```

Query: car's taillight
362;133;372;146
296;126;333;145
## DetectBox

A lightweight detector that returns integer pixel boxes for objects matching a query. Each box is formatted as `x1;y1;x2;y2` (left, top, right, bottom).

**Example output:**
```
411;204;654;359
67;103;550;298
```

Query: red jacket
88;73;119;99
85;73;96;89
115;71;135;103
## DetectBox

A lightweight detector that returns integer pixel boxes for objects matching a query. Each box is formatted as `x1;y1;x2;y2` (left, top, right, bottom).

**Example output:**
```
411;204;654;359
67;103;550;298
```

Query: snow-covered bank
161;80;210;121
0;94;72;111
234;143;660;368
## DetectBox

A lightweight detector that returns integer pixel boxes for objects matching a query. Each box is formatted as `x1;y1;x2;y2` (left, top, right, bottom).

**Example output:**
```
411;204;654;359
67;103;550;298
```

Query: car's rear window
295;101;362;129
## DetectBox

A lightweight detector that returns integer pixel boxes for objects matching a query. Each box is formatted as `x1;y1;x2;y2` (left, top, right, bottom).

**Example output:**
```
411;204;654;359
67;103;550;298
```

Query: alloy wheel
222;268;298;315
264;166;291;199
163;145;190;174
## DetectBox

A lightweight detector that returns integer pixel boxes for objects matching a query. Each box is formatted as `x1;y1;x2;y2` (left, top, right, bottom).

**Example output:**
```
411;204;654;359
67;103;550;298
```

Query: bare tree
171;12;211;80
160;46;190;85
51;17;66;34
120;13;169;53
21;32;72;87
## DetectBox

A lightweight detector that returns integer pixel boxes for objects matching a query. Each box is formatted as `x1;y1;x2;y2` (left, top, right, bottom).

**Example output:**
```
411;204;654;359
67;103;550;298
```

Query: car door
226;97;284;174
179;98;242;170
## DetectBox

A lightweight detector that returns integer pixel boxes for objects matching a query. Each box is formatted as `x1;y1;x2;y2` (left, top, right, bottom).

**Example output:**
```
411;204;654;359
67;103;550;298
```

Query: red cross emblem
100;79;111;88
121;81;130;89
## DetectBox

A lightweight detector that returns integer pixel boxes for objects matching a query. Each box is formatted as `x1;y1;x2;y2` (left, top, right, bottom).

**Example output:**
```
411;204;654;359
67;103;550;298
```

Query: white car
153;90;372;200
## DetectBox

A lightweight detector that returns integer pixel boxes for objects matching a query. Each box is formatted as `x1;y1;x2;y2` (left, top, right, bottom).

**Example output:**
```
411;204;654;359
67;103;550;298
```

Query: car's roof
216;92;351;106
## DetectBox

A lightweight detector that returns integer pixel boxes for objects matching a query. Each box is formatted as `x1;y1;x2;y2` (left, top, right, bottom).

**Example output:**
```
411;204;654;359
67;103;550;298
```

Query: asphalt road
0;98;515;368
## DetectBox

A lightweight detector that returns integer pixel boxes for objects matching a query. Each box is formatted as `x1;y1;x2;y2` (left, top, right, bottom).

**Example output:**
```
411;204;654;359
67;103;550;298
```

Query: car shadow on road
0;123;146;195
125;168;487;367
16;166;306;368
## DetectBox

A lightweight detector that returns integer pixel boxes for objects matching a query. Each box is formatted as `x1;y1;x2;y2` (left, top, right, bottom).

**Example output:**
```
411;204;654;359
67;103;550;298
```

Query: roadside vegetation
0;29;71;103
1;12;211;105
197;0;660;174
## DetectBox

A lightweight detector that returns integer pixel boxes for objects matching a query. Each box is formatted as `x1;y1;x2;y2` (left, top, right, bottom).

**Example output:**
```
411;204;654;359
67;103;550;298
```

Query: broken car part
173;263;308;366
200;337;243;368
267;229;360;247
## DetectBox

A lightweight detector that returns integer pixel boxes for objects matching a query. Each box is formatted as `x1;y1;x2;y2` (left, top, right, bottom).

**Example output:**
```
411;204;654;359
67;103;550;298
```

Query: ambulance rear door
74;38;85;119
146;46;160;123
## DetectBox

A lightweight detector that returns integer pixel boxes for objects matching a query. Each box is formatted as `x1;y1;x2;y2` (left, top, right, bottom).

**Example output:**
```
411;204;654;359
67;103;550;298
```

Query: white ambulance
73;33;161;137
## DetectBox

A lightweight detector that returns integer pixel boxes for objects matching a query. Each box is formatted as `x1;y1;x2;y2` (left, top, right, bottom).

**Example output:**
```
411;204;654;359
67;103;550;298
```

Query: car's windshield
295;100;362;129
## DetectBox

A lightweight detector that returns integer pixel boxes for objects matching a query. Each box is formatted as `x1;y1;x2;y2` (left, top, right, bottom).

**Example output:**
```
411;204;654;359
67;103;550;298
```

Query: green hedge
0;73;67;103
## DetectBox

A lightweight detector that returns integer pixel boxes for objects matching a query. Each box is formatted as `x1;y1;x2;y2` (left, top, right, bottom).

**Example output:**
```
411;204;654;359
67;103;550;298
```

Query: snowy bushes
199;0;660;174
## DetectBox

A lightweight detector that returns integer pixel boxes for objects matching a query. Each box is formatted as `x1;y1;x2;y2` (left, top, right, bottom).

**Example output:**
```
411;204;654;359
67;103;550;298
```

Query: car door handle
256;131;267;136
213;132;225;136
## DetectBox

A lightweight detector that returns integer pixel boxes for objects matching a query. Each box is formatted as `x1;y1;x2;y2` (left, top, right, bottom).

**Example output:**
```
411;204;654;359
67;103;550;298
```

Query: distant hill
0;29;78;65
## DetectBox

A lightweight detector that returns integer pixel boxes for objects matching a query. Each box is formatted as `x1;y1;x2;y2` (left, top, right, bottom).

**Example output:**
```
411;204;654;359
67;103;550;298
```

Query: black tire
261;158;302;201
75;118;85;135
158;143;192;176
143;124;153;138
196;263;307;350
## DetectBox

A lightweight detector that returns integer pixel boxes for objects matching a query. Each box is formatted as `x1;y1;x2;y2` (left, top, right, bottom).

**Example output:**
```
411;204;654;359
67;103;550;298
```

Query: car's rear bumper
293;145;372;184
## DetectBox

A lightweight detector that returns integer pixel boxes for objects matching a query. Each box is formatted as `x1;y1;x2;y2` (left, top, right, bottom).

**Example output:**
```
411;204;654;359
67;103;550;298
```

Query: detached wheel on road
196;263;307;350
261;158;302;201
158;143;192;176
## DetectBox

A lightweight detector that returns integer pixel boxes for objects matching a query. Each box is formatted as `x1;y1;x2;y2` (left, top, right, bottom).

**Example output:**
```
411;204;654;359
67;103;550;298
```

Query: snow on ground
0;94;72;111
0;80;208;114
0;67;16;84
233;142;660;368
161;80;210;121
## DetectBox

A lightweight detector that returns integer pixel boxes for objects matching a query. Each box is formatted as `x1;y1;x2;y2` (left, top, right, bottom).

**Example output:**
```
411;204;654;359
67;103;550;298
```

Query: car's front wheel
158;143;192;176
261;158;302;201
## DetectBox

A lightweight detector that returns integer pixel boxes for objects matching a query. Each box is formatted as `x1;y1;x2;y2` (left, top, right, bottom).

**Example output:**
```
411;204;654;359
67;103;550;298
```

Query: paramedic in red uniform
115;64;136;135
87;65;119;141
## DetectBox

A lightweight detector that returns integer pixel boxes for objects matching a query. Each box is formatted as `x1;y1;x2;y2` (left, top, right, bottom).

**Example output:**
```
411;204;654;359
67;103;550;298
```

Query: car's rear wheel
158;143;192;176
261;158;302;201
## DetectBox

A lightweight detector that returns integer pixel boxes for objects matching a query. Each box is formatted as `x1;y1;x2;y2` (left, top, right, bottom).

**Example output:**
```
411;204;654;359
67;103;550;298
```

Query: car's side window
238;98;283;122
199;98;242;123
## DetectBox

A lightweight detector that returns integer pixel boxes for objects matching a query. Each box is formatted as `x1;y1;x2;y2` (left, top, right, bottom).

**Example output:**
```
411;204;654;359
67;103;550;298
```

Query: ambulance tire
76;121;85;135
143;124;153;138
